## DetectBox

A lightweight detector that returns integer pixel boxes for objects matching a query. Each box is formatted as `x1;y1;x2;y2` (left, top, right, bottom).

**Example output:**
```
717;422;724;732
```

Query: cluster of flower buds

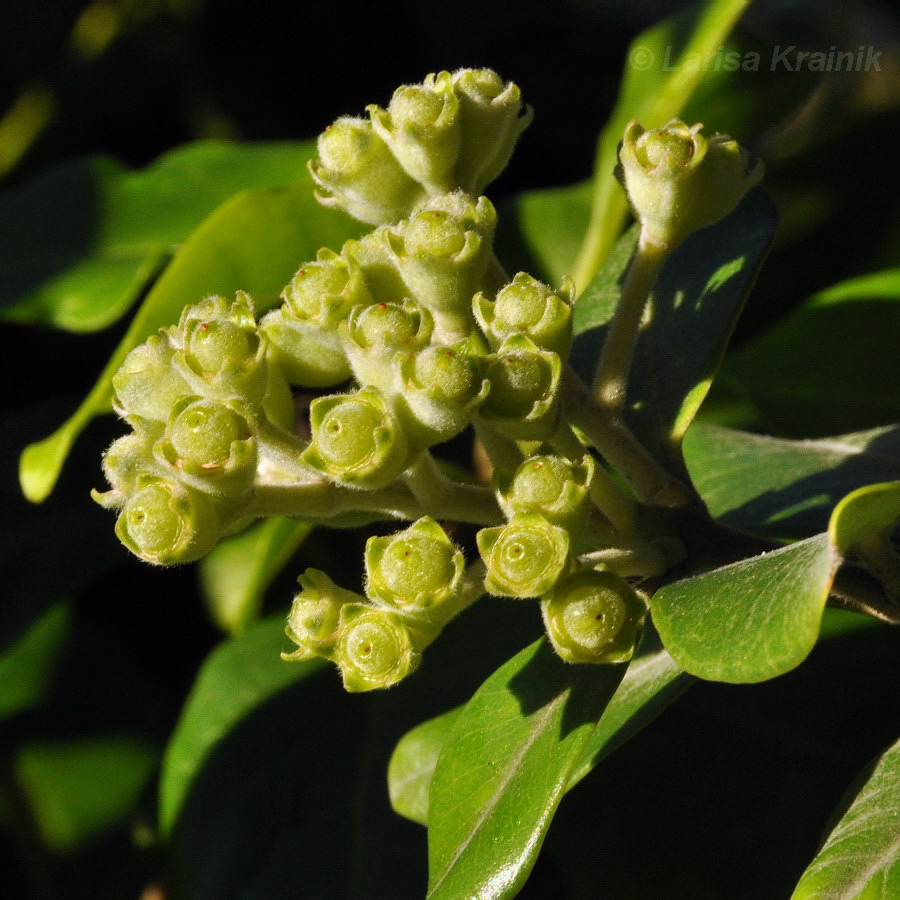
282;518;470;691
98;69;764;688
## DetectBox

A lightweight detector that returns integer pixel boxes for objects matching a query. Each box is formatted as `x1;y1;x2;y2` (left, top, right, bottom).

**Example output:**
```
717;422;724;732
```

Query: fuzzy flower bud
282;569;367;662
541;569;648;663
302;387;411;489
156;397;257;501
395;341;489;447
368;71;462;194
478;335;562;441
495;453;595;534
385;193;496;339
114;479;221;565
334;604;421;692
451;68;533;195
474;273;575;356
310;117;427;225
112;335;191;424
477;512;570;598
365;517;464;615
341;299;433;391
618;119;764;249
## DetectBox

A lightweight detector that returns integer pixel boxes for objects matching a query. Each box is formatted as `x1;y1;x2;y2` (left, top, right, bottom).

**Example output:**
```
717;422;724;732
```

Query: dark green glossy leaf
391;627;690;828
567;624;691;788
573;186;777;464
721;269;900;437
20;174;361;503
14;736;158;851
159;616;324;837
684;423;900;539
389;706;462;826
0;140;333;332
570;0;751;290
426;639;626;900
652;534;838;683
199;517;314;635
791;736;900;899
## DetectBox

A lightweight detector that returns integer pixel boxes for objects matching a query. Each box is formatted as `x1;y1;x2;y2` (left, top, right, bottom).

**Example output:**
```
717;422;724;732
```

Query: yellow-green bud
618;119;764;249
541;569;648;663
302;387;411;489
341;299;433;391
112;335;191;424
451;68;533;195
115;479;221;565
365;517;464;615
282;569;366;662
260;306;351;388
478;335;561;441
368;71;462;194
281;248;373;326
477;512;570;598
495;453;594;534
396;342;489;447
334;605;420;692
310;117;427;225
474;273;575;356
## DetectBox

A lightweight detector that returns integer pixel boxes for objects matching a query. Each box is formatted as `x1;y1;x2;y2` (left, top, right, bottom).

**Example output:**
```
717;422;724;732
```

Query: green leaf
652;534;839;683
830;482;900;554
390;627;690;828
159;616;324;837
20;171;361;503
499;181;592;286
14;736;157;851
567;624;691;788
572;186;777;462
791;736;900;900
198;517;314;635
571;0;751;290
426;639;626;900
389;706;462;826
721;269;900;437
0;141;333;332
0;602;70;721
684;423;900;539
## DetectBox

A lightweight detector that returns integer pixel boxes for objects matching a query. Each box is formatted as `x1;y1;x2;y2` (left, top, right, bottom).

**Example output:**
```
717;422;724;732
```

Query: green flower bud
478;335;562;440
281;248;373;326
302;387;411;489
541;569;648;663
618;119;764;249
173;293;294;428
477;512;570;598
94;433;155;508
365;517;464;615
112;334;191;423
451;68;533;195
495;453;595;534
474;273;575;356
115;479;221;565
385;193;496;339
282;569;366;662
341;299;433;391
310;117;427;225
396;341;489;447
334;604;420;692
156;396;257;500
368;71;462;194
260;306;352;388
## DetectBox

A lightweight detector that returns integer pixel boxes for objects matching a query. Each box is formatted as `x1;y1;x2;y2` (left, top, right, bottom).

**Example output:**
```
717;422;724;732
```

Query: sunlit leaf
427;639;626;900
685;423;900;539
